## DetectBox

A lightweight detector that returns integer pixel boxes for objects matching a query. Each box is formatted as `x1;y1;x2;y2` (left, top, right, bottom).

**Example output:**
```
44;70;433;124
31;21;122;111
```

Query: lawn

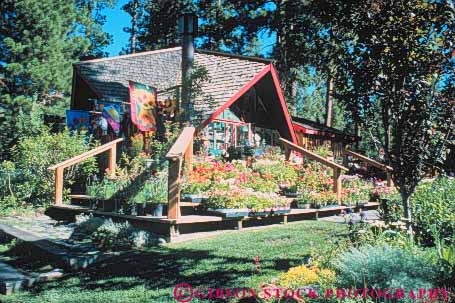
0;221;347;303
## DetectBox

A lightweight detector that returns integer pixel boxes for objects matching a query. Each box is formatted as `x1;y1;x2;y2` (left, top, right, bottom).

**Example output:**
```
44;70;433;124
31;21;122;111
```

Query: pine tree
76;0;115;58
0;0;110;158
122;0;143;54
134;0;191;51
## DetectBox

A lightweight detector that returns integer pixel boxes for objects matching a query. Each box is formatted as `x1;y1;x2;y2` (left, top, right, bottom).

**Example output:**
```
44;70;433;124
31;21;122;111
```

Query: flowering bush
297;191;338;208
278;264;335;288
205;186;288;210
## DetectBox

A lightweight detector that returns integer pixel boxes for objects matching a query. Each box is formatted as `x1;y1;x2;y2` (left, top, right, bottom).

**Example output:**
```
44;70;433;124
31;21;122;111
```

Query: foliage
329;0;455;236
149;122;181;170
378;198;403;225
252;161;299;185
131;170;168;204
296;191;338;208
73;214;158;250
129;230;156;249
333;244;439;291
90;219;133;250
206;187;288;210
74;214;105;235
0;0;111;158
410;177;455;245
87;177;121;200
0;128;98;211
278;264;335;289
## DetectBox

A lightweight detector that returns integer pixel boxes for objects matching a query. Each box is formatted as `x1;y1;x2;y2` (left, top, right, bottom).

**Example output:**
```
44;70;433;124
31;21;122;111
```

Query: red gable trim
200;64;297;144
201;64;271;128
293;123;321;135
269;65;297;144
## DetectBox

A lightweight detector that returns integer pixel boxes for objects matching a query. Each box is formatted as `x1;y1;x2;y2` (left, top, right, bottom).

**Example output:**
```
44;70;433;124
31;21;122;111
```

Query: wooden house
71;46;357;155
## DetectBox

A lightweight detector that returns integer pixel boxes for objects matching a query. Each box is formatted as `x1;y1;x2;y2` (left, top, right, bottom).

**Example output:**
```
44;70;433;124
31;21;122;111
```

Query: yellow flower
277;265;336;288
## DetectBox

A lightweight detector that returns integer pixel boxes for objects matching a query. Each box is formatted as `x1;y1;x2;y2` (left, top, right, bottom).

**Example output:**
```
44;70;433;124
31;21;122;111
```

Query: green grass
0;221;347;303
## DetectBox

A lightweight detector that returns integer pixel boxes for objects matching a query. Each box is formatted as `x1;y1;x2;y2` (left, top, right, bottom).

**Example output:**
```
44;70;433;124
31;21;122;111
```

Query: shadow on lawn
23;245;309;302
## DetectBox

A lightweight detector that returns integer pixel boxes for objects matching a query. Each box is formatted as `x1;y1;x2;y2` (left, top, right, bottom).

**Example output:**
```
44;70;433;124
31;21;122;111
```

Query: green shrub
333;244;439;291
74;214;104;235
0;128;98;209
410;177;455;245
130;230;156;249
90;219;132;249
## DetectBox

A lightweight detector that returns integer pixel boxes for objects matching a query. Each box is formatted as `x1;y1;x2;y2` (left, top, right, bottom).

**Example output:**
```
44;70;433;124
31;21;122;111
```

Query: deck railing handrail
279;137;348;202
48;138;123;170
342;149;393;186
47;138;123;205
166;127;195;220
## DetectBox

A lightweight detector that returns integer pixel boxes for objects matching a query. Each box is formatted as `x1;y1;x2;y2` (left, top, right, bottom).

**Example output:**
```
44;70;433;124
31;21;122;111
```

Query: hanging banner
128;81;158;132
66;110;90;132
101;103;121;133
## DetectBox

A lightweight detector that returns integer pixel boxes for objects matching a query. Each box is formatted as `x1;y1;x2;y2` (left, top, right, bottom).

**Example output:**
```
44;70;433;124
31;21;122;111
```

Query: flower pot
297;203;312;209
150;204;163;217
102;199;116;212
283;192;298;198
312;203;322;209
249;209;272;217
136;203;146;216
208;208;250;218
357;202;368;208
272;207;291;215
321;204;340;209
181;194;208;203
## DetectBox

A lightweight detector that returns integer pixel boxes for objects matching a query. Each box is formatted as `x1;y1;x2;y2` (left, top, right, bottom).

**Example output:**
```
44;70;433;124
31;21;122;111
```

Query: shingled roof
73;47;271;125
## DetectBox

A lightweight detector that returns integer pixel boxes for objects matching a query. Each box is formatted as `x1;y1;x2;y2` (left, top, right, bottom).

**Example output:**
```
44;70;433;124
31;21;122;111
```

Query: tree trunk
325;76;334;127
401;191;414;242
130;0;139;53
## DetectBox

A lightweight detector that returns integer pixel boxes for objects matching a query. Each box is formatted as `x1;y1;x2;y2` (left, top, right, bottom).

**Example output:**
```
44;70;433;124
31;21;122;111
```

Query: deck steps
0;261;28;295
0;222;118;271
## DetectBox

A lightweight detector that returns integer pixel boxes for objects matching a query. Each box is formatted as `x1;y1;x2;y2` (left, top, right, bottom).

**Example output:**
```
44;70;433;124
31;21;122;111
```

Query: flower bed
182;158;388;214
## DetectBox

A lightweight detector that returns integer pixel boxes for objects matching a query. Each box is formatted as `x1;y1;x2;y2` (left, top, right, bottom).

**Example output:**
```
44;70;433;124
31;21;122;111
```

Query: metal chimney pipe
178;13;198;123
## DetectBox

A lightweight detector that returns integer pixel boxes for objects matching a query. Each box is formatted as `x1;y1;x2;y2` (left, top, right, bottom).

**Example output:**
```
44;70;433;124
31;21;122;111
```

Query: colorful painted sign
66;110;90;132
128;81;158;132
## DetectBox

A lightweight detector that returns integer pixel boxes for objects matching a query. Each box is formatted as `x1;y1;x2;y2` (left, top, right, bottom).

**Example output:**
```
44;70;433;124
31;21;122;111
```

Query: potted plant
204;188;250;218
87;177;120;211
141;170;168;217
321;192;339;209
296;191;313;209
279;182;298;198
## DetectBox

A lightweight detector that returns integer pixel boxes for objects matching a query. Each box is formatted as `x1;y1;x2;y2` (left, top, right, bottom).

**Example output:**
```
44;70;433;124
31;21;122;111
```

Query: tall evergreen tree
122;0;143;54
0;0;110;159
76;0;115;58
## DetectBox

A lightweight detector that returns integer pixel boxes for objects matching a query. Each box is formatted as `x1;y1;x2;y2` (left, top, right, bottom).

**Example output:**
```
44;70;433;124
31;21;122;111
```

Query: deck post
342;150;348;167
386;170;393;187
167;158;182;220
284;145;291;161
184;137;193;173
333;168;342;204
55;167;64;205
108;144;117;177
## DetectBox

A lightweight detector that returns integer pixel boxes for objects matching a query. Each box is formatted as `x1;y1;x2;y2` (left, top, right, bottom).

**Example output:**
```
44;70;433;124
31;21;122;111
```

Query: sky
103;0;131;56
102;0;276;57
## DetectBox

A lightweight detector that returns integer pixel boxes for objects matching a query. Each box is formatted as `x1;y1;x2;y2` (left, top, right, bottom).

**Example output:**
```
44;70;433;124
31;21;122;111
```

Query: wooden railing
166;127;195;220
48;138;123;205
342;149;393;187
280;138;349;202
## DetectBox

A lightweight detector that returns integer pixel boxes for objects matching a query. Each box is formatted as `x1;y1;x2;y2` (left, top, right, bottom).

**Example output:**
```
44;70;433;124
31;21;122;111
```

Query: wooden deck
47;203;379;242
